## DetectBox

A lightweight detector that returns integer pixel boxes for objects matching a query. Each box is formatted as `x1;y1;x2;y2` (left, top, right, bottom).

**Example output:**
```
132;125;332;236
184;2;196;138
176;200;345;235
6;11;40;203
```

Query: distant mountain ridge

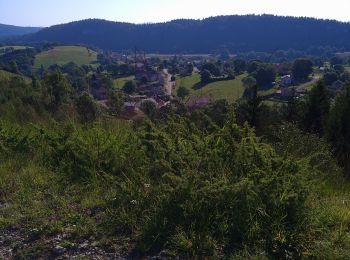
0;24;42;38
10;15;350;53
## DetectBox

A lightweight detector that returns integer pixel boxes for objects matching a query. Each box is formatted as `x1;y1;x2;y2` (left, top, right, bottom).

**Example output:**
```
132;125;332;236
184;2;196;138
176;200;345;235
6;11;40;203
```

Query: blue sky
0;0;349;27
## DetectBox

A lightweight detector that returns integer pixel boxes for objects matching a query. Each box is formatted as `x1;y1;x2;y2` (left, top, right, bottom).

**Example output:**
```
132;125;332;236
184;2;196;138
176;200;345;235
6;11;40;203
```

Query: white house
280;75;292;87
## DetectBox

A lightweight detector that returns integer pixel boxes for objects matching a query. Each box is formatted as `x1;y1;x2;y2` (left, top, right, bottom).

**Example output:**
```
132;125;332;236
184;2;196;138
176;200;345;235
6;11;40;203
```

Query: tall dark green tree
43;72;71;111
122;80;137;94
141;100;157;119
304;81;330;135
233;59;246;74
327;83;350;176
107;90;124;116
177;86;190;100
76;92;98;123
236;84;264;129
323;72;339;86
253;64;276;88
9;60;19;74
283;89;306;124
200;69;211;84
201;62;221;77
292;58;313;82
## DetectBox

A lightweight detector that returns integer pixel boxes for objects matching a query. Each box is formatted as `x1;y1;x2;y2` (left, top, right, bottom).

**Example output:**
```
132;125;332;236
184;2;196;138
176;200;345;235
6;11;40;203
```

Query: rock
53;245;66;255
79;241;89;249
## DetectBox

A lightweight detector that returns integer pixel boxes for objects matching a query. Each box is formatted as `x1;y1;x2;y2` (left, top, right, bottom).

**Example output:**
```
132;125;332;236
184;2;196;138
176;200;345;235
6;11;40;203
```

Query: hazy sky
0;0;349;27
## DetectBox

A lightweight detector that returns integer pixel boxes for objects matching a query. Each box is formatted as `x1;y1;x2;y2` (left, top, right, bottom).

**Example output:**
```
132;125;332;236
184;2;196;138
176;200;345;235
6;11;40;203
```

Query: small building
124;102;136;112
128;95;148;102
280;75;292;87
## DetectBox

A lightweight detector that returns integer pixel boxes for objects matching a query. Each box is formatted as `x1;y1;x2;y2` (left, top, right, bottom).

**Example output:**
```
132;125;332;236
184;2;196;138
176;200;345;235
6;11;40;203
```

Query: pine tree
303;81;330;135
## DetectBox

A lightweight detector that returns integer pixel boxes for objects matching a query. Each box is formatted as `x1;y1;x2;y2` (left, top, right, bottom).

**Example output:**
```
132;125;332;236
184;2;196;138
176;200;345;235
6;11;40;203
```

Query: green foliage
177;86;190;100
122;80;137;94
0;55;349;259
292;58;313;82
136;118;312;258
252;63;276;88
201;62;221;77
304;81;330;135
141;100;157;118
200;69;211;84
327;83;350;175
323;71;339;86
107;90;124;116
76;92;98;123
0;109;346;258
43;71;71;111
233;59;246;74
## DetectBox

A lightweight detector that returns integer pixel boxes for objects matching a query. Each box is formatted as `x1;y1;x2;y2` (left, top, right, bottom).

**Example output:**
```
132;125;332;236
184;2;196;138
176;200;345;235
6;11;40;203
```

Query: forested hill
0;24;42;38
15;15;350;53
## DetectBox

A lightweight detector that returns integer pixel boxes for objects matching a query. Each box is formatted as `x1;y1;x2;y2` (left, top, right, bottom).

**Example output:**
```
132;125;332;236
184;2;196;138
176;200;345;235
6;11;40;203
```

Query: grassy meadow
34;46;97;68
176;73;246;103
114;76;135;89
0;46;31;51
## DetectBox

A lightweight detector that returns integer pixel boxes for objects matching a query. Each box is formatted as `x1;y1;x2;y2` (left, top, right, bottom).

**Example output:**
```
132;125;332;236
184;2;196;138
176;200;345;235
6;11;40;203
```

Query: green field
176;73;246;103
258;86;279;97
114;76;134;89
175;73;201;92
0;46;31;51
34;46;97;68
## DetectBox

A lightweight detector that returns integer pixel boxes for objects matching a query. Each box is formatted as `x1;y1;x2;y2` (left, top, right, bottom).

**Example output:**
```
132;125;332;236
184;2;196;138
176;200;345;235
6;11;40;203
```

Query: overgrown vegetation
0;47;350;258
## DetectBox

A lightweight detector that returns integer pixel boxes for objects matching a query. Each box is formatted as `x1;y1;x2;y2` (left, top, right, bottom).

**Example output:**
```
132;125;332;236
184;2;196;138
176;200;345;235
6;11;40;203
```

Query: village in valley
86;48;349;121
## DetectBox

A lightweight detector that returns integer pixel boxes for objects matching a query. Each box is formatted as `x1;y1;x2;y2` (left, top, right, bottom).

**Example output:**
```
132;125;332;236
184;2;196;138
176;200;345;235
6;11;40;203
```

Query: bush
136;118;313;258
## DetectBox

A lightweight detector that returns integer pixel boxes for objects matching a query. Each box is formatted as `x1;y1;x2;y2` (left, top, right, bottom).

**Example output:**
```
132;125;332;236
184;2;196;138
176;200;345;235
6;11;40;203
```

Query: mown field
176;73;246;103
34;46;97;68
114;76;134;89
0;46;31;51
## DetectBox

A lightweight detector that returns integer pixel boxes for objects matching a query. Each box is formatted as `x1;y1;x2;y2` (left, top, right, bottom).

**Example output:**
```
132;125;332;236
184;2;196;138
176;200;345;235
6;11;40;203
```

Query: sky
0;0;349;27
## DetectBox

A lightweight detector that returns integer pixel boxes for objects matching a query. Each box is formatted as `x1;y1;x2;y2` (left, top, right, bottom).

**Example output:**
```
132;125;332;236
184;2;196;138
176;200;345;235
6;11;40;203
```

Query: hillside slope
17;15;350;53
0;24;42;38
34;46;97;68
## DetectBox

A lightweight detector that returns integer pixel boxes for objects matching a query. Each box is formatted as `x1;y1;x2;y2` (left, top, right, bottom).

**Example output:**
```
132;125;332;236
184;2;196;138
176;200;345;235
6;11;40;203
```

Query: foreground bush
0;117;342;258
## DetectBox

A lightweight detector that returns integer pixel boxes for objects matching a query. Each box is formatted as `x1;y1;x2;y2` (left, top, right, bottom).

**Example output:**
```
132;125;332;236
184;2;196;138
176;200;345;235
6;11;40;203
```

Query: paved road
164;69;175;96
295;76;321;92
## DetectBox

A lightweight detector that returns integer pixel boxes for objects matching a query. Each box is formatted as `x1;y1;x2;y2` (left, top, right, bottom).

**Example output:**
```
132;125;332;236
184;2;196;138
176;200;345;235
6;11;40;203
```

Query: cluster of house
276;71;345;100
135;68;165;96
121;62;172;119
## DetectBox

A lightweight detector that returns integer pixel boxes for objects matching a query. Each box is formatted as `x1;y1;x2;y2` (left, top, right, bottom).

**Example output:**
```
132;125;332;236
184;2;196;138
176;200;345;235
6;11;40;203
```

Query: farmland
176;73;246;103
0;46;31;51
114;76;134;89
34;46;97;68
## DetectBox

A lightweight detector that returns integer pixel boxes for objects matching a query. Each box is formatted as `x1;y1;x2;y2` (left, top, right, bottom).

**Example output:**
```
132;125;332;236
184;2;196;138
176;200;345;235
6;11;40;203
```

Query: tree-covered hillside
17;15;350;53
0;24;42;38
